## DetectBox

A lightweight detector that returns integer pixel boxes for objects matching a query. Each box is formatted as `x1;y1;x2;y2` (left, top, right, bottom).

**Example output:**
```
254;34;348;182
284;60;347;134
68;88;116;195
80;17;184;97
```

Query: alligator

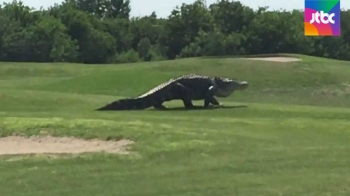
96;74;249;110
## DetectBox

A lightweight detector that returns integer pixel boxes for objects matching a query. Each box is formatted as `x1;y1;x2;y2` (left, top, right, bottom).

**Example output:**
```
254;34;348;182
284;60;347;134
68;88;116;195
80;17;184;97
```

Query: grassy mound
0;54;350;195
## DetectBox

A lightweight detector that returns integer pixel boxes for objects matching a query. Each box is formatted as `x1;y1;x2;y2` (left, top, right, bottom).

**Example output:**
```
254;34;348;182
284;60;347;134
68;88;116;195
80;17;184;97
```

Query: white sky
1;0;349;18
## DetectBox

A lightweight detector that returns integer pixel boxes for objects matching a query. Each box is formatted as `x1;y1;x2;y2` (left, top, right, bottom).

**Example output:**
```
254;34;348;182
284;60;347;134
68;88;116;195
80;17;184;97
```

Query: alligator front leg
204;86;222;107
209;97;221;105
174;82;194;108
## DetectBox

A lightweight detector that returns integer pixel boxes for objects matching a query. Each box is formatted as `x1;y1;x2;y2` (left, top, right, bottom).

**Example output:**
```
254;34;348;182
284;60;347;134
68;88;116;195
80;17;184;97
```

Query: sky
1;0;349;18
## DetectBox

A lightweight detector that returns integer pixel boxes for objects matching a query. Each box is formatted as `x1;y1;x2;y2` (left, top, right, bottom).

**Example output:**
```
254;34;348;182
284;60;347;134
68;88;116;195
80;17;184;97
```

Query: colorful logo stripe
304;0;340;36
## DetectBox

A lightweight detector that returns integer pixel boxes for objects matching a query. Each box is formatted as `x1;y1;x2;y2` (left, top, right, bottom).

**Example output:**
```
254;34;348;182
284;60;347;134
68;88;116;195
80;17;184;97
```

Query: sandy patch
0;136;133;155
243;57;301;62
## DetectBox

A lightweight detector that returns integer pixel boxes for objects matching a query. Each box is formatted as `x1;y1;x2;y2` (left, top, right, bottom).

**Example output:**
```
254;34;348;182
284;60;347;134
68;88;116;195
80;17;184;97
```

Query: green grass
1;55;350;195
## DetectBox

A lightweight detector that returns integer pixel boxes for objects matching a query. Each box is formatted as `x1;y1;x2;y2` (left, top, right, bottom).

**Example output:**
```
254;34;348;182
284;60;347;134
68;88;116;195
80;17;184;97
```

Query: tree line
1;0;349;64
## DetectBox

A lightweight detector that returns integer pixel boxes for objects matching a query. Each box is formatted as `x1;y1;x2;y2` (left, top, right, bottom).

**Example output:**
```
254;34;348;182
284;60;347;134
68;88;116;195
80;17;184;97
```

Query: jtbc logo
310;11;335;24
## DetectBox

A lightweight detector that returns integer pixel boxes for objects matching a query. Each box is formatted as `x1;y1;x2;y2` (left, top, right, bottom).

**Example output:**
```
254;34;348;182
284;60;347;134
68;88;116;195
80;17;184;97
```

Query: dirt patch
243;57;301;62
0;136;134;156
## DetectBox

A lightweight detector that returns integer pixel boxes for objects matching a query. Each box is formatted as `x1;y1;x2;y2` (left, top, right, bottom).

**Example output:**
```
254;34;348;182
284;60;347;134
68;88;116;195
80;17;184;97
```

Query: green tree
164;0;212;59
48;2;116;63
102;18;132;53
1;0;350;63
70;0;130;19
137;37;151;60
23;15;79;62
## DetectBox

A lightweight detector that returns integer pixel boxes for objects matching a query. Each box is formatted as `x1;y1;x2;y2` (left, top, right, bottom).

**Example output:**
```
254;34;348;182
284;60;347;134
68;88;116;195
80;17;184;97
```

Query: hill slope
1;54;350;110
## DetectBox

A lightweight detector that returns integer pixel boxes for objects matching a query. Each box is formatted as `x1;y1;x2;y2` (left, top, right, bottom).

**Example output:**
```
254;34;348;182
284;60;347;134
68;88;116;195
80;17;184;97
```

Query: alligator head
212;77;249;97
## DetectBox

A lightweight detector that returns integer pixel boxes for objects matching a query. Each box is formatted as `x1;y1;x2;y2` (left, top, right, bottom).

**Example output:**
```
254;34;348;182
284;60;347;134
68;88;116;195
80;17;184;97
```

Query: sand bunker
0;136;133;155
244;57;301;62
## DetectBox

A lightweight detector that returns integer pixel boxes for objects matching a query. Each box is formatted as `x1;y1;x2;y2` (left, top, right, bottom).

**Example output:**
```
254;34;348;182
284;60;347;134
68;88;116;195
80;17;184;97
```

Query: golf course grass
1;54;350;195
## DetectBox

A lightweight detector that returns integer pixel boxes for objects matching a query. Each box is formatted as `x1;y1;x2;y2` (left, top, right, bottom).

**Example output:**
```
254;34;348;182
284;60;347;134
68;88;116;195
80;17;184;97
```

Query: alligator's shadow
151;105;247;111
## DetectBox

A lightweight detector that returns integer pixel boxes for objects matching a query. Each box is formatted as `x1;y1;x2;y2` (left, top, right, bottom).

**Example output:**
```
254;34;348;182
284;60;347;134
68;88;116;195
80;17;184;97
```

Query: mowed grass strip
0;55;350;195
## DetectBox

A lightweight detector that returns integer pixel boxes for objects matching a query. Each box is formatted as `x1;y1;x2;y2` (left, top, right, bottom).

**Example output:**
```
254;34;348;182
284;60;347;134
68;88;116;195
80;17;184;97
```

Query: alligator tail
96;97;150;111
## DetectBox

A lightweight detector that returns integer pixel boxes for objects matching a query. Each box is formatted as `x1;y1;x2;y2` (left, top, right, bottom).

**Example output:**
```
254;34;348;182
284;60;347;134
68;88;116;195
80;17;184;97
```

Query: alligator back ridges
137;79;174;98
97;74;207;110
137;74;209;98
97;79;178;111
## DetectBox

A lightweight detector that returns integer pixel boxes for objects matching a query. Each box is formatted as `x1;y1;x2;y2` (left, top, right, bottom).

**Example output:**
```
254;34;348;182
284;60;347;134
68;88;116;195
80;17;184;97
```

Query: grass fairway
1;55;350;195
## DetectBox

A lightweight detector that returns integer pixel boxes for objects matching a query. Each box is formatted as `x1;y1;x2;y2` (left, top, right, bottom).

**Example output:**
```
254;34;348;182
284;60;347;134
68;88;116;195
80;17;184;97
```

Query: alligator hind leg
209;97;221;105
174;82;194;108
182;99;194;108
204;96;221;107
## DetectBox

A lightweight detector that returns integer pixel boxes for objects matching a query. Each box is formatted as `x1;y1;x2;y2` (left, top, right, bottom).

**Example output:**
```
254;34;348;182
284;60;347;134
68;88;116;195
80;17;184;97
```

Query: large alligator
96;74;248;110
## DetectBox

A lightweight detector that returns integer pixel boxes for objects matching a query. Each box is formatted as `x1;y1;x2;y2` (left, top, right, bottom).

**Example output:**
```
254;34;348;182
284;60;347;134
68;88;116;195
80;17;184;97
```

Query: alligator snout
239;81;249;90
241;81;248;85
